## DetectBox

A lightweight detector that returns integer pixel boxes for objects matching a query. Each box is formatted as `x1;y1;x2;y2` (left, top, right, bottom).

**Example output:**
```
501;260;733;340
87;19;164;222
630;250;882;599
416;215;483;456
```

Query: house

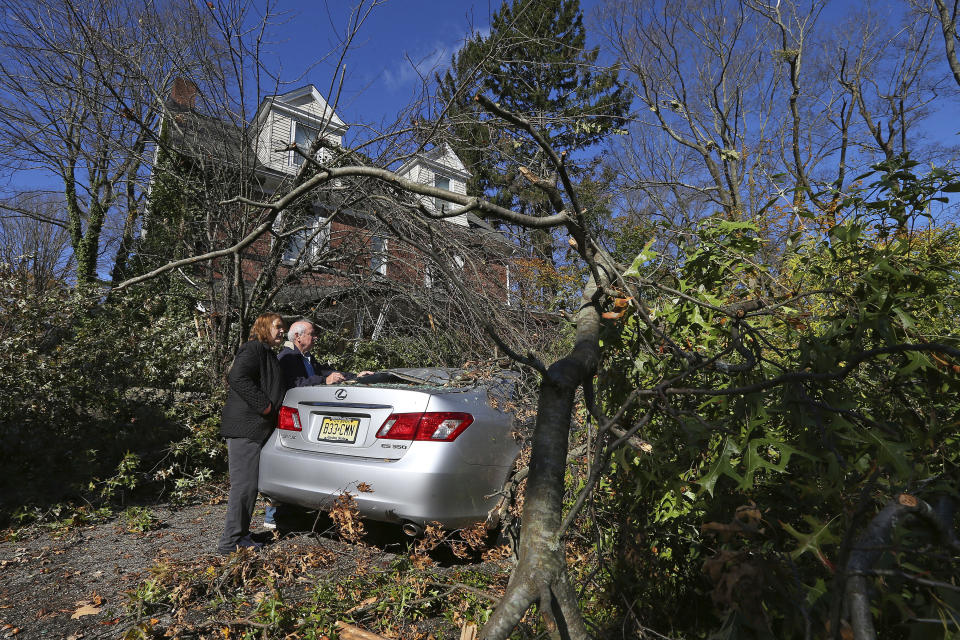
146;80;515;342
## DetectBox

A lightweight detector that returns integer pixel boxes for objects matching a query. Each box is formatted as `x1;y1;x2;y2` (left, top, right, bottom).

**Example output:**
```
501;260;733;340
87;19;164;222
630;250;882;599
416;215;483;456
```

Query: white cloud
382;41;454;91
380;24;489;92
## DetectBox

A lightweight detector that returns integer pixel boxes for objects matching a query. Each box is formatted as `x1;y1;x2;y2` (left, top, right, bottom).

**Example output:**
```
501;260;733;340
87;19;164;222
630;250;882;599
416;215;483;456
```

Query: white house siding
253;111;295;173
257;100;345;175
253;113;272;168
272;112;295;170
399;163;468;226
289;95;338;125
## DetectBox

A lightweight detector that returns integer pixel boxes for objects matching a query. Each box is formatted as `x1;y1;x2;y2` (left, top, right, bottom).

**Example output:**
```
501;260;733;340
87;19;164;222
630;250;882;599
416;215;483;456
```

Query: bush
0;270;212;524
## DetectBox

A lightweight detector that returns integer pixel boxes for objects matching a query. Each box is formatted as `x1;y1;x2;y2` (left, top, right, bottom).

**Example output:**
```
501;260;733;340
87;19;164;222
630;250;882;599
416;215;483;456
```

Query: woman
217;312;286;554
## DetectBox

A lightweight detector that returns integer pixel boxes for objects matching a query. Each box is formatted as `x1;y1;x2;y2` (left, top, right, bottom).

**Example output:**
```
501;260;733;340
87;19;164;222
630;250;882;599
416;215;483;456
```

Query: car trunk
279;382;433;461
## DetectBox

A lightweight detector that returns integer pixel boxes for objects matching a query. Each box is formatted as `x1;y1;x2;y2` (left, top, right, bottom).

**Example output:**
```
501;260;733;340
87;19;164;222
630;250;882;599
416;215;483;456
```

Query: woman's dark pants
217;436;262;554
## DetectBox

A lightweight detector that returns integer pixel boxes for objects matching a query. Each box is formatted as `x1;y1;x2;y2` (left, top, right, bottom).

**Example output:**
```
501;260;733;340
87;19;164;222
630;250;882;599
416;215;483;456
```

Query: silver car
258;368;520;531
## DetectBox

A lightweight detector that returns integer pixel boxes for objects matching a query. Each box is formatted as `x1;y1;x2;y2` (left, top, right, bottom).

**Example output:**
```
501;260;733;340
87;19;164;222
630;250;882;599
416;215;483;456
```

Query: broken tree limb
335;621;391;640
845;493;960;640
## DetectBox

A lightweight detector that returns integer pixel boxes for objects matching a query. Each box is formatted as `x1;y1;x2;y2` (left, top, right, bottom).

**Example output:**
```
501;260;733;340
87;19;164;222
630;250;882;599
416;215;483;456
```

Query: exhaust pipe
401;521;423;537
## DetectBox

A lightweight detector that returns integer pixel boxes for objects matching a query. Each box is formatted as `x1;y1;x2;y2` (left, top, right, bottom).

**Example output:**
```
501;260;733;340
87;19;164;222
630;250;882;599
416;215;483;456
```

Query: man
278;319;370;389
265;319;370;530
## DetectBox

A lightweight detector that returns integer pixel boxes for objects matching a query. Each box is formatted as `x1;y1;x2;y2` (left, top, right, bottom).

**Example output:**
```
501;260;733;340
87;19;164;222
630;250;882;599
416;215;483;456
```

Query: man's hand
357;371;374;377
325;372;346;384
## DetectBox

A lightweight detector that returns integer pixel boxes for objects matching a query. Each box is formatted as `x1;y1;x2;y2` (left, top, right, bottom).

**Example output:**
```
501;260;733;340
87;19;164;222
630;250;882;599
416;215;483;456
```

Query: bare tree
601;0;954;256
932;0;960;86
0;192;74;293
0;0;222;286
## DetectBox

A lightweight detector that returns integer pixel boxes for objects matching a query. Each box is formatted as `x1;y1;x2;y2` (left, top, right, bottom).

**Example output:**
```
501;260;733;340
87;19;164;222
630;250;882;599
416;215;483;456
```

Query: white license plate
317;416;361;443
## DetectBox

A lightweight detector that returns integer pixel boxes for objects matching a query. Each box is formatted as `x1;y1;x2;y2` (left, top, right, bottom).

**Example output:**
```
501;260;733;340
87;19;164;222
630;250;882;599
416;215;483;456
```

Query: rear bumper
258;431;511;529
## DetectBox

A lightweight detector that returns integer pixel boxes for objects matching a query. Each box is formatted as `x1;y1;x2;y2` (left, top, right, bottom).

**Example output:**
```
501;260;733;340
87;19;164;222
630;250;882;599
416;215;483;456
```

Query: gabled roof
253;84;347;135
397;142;472;181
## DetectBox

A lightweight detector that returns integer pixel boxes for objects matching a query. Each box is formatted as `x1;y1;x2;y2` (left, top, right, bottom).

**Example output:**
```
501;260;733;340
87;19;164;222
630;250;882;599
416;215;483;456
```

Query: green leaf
695;438;741;497
715;220;759;234
806;579;828;605
623;240;657;278
739;438;808;489
780;515;839;562
862;429;913;477
891;306;915;330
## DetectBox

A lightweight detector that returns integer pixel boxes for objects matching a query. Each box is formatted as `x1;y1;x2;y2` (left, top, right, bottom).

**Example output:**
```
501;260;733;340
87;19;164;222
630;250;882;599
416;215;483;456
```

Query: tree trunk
481;278;603;640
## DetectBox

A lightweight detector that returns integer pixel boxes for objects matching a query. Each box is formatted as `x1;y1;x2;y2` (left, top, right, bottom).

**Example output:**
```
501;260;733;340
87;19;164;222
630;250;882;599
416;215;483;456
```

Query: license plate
317;416;360;443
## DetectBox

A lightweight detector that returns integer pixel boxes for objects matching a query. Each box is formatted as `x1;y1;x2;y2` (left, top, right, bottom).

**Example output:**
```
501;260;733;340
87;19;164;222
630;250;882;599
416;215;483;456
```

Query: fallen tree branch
845;493;960;640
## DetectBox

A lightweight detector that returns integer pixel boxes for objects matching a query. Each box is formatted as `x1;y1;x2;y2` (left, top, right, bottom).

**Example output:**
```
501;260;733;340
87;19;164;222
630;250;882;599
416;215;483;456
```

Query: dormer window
293;122;319;166
252;85;347;177
396;143;471;226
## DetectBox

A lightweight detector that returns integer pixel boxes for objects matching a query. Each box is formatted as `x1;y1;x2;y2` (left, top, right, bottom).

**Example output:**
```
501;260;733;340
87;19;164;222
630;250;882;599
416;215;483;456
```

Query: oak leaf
70;603;101;619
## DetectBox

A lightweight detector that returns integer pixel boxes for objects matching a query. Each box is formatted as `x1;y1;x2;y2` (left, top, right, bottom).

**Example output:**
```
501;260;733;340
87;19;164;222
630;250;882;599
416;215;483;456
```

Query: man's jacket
277;346;341;389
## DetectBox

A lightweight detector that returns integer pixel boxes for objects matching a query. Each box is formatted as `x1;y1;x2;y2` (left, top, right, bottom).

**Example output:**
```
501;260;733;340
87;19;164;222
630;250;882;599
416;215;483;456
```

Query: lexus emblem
335;389;348;400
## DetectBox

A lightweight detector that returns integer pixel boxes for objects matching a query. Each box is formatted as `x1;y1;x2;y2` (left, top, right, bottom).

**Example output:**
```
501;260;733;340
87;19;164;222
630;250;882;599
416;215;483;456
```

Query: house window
370;236;388;276
434;175;450;213
283;218;330;264
293;122;319;166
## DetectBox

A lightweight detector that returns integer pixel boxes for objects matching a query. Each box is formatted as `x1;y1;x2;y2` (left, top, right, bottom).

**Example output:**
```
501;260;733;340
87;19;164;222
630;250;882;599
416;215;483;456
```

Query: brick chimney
170;77;198;109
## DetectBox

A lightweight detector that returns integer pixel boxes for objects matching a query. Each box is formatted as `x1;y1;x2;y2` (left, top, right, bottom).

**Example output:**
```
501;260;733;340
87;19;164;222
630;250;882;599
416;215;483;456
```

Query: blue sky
266;1;494;128
260;0;601;132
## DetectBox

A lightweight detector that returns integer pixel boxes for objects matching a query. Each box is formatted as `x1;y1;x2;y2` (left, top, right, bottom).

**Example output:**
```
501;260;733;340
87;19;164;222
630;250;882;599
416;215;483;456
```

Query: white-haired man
277;319;353;388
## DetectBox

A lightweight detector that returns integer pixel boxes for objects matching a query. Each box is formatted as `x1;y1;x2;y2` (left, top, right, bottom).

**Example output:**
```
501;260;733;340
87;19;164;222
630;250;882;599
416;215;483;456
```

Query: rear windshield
348;368;517;394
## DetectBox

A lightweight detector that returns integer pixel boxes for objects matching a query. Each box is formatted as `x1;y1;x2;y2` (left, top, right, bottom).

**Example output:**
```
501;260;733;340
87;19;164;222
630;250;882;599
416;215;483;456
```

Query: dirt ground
0;496;417;639
0;496;238;638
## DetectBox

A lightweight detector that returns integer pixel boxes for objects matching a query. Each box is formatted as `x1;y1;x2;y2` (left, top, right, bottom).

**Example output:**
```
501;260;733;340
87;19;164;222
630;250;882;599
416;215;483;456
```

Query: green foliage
122;506;161;533
94;452;142;501
437;0;630;219
592;158;960;638
0;264;213;525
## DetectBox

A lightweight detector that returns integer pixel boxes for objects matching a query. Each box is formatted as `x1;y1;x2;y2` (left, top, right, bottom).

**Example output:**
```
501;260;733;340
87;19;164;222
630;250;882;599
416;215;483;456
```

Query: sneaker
262;520;277;530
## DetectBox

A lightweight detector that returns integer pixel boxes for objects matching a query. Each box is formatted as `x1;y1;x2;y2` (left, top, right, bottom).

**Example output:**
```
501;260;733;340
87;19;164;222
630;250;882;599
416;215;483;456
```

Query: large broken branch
845;493;960;640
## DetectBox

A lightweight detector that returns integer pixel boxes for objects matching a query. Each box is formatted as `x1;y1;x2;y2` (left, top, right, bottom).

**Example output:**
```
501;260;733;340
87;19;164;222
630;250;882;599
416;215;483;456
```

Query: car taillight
277;406;302;431
376;412;473;442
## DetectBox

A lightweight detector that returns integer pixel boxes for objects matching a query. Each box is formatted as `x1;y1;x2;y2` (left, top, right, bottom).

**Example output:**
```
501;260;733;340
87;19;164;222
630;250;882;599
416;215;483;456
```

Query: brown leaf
601;310;625;320
345;596;377;613
356;482;373;493
71;604;101;619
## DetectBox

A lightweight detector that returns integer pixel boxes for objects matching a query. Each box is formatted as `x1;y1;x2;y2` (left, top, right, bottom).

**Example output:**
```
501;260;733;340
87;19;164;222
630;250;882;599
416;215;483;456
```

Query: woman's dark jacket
221;340;285;442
